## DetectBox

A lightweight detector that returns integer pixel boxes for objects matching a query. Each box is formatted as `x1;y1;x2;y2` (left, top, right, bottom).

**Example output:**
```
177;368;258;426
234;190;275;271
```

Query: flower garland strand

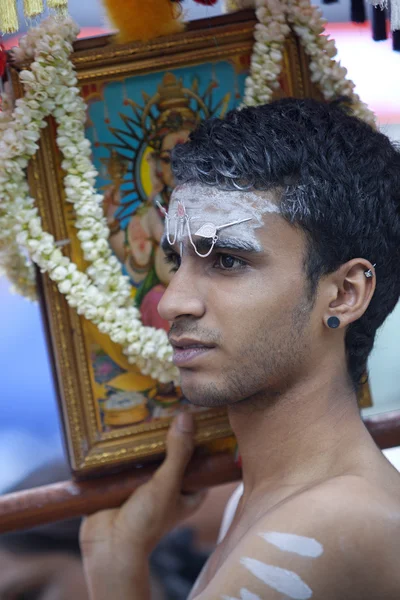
13;20;133;306
0;88;37;299
243;0;290;106
243;0;375;127
286;0;375;126
0;17;177;383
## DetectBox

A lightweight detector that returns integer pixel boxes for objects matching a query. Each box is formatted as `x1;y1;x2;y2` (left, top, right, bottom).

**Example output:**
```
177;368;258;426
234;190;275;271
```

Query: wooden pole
363;409;400;451
0;452;241;534
1;410;400;535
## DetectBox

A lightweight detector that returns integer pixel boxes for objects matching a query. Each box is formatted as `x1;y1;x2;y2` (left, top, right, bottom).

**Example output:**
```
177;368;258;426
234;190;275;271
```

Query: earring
327;316;340;329
364;263;376;278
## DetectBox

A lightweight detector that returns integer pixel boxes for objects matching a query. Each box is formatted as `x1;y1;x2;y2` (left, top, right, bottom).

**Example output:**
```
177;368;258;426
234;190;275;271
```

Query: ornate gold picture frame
9;9;370;479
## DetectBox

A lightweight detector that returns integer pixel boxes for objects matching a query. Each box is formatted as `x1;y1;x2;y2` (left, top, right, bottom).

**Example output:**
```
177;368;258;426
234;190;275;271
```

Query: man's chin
179;374;232;408
184;394;229;408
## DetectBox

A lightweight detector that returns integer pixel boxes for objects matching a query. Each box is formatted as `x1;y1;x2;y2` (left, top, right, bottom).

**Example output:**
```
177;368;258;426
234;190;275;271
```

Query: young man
80;98;400;600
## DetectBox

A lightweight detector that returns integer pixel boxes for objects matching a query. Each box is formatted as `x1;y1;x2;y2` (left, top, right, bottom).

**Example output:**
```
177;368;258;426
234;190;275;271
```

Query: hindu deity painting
79;60;248;431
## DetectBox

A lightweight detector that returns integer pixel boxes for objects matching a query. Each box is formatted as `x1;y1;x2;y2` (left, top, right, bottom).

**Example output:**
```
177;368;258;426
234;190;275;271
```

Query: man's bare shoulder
292;470;400;517
194;475;400;600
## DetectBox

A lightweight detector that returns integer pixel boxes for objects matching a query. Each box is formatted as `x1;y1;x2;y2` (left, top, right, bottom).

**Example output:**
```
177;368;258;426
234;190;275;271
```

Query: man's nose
158;265;205;322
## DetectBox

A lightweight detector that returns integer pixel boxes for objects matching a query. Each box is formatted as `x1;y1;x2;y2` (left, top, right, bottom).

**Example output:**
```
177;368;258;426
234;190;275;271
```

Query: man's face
158;184;314;407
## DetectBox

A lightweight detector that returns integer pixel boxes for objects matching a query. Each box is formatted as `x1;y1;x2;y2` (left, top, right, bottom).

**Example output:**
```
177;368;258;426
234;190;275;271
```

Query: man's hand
80;412;208;600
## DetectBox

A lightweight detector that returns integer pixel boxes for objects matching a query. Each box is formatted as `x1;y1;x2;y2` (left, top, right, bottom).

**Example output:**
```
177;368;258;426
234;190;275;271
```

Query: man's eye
164;252;181;272
215;254;247;270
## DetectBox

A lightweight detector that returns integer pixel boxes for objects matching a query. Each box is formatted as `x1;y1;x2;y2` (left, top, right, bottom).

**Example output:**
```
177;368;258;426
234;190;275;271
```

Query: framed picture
9;9;370;479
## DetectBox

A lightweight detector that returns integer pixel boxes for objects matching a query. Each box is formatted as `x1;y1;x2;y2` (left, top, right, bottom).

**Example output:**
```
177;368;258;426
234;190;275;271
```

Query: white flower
85;306;99;320
19;70;36;84
285;0;375;125
126;341;142;355
50;265;69;281
97;322;112;334
58;279;72;294
110;330;128;344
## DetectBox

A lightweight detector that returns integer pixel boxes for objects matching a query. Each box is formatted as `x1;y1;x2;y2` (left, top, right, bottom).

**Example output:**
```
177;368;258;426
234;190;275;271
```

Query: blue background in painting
87;61;247;227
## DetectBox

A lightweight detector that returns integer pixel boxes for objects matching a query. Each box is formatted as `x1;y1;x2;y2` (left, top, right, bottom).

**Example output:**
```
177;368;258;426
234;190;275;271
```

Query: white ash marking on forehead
171;184;280;229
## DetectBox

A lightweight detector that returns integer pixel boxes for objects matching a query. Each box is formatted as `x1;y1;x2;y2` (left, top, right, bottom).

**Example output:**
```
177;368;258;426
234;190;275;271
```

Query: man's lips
169;337;215;349
169;337;216;366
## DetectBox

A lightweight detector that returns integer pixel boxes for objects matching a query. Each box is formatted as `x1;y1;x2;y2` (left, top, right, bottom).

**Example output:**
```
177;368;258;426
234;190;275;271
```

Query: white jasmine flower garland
0;89;37;298
243;0;290;106
0;17;177;384
287;0;375;126
244;0;375;127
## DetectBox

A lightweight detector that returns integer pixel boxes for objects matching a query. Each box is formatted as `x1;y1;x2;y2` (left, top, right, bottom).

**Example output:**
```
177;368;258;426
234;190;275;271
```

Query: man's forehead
168;183;280;230
170;183;276;205
159;184;282;259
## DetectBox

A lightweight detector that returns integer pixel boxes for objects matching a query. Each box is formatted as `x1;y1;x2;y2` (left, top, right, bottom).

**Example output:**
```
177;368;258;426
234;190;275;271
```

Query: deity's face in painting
157;129;192;191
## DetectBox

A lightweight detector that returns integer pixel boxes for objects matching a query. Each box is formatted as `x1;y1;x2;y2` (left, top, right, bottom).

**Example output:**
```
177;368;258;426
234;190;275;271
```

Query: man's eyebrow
211;237;263;254
161;234;263;255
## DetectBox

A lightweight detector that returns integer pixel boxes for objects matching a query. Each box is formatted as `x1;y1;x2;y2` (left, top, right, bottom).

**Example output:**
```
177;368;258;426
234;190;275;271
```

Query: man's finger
154;412;196;488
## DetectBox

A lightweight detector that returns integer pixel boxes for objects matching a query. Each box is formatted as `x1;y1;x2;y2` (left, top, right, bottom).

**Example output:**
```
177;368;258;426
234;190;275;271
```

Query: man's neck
228;368;373;507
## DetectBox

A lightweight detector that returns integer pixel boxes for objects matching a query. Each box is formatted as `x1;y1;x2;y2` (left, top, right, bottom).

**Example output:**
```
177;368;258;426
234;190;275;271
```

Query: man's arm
80;412;208;600
192;478;400;600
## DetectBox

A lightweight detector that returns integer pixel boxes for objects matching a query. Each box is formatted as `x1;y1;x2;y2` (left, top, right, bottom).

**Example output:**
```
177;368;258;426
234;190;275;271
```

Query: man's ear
323;259;376;329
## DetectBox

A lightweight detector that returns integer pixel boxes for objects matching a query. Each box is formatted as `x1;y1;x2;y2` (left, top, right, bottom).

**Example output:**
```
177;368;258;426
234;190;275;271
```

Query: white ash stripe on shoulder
241;557;313;599
222;588;261;600
259;531;324;558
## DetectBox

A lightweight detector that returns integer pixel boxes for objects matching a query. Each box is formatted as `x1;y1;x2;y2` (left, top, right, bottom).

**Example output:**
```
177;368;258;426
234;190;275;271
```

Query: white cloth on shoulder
217;482;244;544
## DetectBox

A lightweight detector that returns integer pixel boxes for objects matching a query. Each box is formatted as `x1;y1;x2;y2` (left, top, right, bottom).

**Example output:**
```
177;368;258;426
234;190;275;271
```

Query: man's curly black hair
171;97;400;388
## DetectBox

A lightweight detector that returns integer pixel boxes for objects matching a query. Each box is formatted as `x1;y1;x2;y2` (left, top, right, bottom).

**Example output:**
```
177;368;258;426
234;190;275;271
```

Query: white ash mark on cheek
259;531;324;558
240;557;313;599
